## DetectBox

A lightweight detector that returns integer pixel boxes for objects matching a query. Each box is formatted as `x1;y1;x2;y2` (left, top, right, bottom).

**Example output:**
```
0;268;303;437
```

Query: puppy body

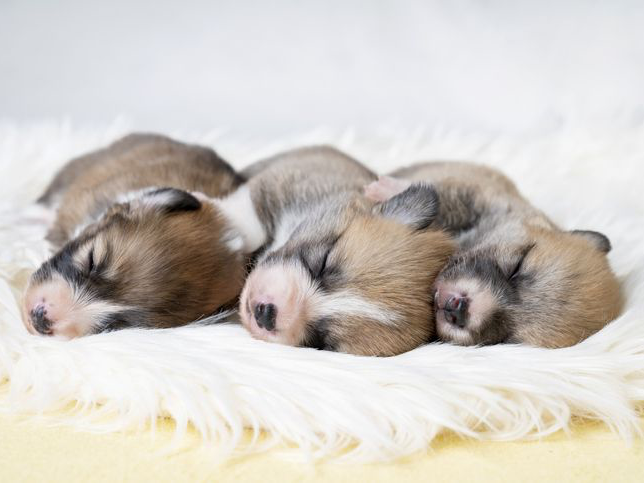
236;147;455;356
366;162;622;348
24;134;248;338
43;133;243;247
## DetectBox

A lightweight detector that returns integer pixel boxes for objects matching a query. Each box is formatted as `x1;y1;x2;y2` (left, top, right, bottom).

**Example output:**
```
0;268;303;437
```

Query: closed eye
508;244;535;281
87;247;95;274
317;248;331;278
301;246;333;280
302;236;340;281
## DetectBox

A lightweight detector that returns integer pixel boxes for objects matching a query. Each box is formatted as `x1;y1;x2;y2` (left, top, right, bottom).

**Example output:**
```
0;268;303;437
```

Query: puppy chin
435;310;475;345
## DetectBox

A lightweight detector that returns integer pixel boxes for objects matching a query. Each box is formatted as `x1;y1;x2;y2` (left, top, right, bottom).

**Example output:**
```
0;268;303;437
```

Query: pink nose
444;295;467;312
435;290;470;328
29;303;54;335
436;289;461;309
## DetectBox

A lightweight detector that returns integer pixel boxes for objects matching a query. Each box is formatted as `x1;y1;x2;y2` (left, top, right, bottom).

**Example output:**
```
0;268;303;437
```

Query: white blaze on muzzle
239;258;402;347
23;274;130;339
434;277;498;344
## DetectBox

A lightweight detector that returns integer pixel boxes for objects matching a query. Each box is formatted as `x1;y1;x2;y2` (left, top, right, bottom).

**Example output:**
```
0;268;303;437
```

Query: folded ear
372;183;439;230
570;229;611;253
364;176;412;202
139;187;202;213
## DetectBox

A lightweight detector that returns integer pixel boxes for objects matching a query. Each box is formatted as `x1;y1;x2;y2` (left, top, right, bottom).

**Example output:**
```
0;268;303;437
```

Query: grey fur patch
373;183;439;230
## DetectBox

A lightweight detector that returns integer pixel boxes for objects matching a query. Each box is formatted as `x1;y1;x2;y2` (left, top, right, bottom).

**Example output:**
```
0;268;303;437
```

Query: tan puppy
23;133;249;338
236;147;455;356
365;162;622;348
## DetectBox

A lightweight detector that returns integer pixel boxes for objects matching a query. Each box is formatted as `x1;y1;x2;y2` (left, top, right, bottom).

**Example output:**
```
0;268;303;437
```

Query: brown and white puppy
235;147;455;356
23;133;252;338
365;162;623;348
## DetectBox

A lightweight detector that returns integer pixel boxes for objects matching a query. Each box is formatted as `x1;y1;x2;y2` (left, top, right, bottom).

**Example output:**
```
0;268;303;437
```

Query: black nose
443;296;469;328
30;305;53;335
253;303;277;331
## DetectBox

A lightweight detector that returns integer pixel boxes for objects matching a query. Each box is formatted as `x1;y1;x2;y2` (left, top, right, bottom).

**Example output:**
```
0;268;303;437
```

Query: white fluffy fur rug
1;118;643;462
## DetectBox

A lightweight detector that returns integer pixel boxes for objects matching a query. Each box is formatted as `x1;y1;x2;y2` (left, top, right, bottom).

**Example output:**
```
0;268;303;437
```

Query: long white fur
1;119;644;462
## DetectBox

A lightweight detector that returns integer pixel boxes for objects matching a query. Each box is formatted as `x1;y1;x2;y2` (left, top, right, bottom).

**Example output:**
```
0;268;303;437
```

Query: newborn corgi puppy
365;162;622;348
23;133;250;338
235;146;455;356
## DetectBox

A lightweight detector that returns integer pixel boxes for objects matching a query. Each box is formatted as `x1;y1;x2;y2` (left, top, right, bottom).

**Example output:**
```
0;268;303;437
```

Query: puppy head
239;186;455;356
23;188;246;338
434;225;622;348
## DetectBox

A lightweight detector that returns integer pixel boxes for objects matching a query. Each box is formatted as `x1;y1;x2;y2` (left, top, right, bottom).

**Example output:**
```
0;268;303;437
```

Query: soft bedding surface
0;414;641;482
0;119;643;462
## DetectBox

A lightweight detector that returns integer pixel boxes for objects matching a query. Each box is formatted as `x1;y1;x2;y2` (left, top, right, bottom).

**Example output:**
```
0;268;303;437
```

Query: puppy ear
373;183;439;230
140;187;202;213
364;176;412;202
570;229;612;253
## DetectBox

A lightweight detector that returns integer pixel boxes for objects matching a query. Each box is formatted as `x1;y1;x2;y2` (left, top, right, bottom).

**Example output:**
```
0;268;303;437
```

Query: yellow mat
0;415;642;482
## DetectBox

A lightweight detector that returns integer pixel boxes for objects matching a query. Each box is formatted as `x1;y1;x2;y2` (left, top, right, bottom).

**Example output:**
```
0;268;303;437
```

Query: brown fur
24;133;246;337
45;133;242;247
66;201;246;328
510;226;622;348
239;147;455;356
329;217;454;356
369;161;623;348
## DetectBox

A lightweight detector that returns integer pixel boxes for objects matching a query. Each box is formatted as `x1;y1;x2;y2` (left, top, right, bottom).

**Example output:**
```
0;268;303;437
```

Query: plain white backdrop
2;0;644;137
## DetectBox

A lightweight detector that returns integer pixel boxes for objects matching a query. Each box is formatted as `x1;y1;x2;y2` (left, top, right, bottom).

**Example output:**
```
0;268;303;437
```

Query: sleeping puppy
364;162;623;348
228;146;455;356
23;133;252;338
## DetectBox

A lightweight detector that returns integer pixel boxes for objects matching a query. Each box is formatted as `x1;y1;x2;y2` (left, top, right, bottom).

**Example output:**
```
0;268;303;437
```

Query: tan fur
511;226;622;348
46;133;241;247
392;161;556;232
329;217;455;356
24;133;245;337
367;161;624;348
239;147;455;356
68;202;246;328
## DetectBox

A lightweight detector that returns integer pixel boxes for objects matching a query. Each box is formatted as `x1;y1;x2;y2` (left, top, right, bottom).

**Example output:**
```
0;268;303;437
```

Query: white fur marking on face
239;261;315;346
23;274;132;339
454;279;497;331
239;255;404;349
58;295;130;339
436;278;497;337
213;185;267;253
312;291;402;326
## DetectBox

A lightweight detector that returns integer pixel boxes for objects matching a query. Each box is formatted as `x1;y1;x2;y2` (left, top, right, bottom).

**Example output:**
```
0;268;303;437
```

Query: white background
2;0;644;138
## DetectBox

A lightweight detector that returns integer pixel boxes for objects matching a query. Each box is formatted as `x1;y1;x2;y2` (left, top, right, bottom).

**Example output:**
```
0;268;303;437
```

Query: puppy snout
29;304;53;335
253;302;277;331
443;295;469;328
